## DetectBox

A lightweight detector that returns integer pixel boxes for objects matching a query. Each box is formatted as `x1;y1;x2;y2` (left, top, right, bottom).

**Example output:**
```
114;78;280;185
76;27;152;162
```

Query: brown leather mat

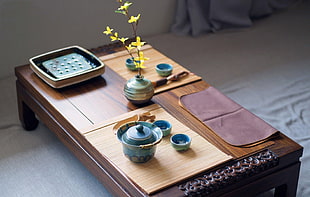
179;87;278;146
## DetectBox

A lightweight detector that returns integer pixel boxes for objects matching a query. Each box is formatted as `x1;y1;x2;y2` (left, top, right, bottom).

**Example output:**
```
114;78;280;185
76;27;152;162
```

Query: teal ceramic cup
125;58;138;71
153;120;172;137
170;134;191;151
156;63;173;77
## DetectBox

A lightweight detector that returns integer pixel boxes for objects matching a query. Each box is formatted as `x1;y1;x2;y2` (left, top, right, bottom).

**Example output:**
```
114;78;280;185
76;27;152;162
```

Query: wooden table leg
274;161;301;197
16;81;39;131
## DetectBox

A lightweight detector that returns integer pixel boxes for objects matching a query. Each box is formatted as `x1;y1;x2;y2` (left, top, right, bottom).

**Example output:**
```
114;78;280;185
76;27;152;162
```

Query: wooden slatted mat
84;104;232;194
99;45;202;94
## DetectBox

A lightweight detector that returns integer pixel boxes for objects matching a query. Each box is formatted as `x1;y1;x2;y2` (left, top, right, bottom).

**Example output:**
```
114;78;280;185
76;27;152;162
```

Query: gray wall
0;0;176;78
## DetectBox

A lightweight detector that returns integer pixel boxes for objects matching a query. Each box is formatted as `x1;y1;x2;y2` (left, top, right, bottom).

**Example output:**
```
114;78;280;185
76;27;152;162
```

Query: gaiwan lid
118;121;162;147
123;124;156;146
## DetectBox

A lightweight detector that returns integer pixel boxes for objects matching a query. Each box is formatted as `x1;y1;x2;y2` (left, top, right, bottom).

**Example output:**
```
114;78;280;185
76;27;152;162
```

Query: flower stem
116;0;143;77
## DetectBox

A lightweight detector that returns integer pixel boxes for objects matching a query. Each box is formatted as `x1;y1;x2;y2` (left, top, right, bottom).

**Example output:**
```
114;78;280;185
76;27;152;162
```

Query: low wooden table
15;44;303;197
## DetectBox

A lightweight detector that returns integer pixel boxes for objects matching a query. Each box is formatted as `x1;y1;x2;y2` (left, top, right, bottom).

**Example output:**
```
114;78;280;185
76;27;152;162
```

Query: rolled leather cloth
179;86;278;146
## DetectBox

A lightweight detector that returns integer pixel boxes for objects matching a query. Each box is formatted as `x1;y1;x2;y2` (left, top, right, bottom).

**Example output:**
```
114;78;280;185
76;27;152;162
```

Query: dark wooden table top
15;44;303;197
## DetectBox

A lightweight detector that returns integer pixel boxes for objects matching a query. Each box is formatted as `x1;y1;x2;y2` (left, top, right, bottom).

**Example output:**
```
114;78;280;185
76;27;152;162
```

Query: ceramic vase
124;75;154;105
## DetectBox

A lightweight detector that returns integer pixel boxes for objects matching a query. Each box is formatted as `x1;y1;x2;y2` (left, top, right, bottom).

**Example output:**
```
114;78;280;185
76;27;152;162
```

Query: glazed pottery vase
124;75;154;105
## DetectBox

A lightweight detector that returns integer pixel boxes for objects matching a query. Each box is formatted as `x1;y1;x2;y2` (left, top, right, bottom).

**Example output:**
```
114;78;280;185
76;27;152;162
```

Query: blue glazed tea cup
170;134;191;151
156;63;173;77
126;58;138;71
153;120;172;137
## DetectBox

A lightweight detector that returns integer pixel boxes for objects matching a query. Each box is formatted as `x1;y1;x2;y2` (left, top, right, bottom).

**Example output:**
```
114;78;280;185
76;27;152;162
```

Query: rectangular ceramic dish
29;46;105;88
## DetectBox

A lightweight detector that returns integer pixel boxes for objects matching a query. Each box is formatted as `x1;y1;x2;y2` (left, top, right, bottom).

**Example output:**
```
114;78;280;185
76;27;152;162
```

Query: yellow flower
131;36;145;50
134;61;145;69
134;51;149;68
118;2;132;11
125;44;135;51
128;14;141;23
110;32;118;41
118;37;128;44
103;26;113;35
138;51;149;61
103;1;149;73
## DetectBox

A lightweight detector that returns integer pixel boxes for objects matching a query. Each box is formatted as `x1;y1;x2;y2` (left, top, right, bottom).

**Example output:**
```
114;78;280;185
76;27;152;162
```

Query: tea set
115;114;192;163
117;62;192;163
126;58;174;77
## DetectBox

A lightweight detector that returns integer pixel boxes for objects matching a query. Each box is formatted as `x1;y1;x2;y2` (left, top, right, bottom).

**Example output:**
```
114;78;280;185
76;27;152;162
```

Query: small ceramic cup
170;134;191;151
153;120;172;137
156;63;173;77
126;58;138;71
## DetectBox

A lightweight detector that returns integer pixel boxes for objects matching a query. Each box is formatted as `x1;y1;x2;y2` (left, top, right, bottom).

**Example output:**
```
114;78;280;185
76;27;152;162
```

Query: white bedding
219;63;310;196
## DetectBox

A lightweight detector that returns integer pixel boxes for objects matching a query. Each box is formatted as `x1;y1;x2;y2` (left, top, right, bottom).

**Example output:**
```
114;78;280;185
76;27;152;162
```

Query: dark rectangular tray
29;46;105;88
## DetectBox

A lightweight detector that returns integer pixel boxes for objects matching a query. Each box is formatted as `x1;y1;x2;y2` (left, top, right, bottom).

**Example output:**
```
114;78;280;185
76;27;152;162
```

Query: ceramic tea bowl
116;121;163;163
156;63;173;77
125;58;138;71
153;120;172;137
170;134;191;151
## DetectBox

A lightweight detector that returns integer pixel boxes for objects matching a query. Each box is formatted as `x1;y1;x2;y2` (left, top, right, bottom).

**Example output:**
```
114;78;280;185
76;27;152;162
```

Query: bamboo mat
84;104;232;194
99;45;202;94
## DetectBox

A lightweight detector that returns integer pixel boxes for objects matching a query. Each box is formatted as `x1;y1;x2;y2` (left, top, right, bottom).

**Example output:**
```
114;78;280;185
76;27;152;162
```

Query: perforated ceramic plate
29;46;105;88
41;53;94;79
